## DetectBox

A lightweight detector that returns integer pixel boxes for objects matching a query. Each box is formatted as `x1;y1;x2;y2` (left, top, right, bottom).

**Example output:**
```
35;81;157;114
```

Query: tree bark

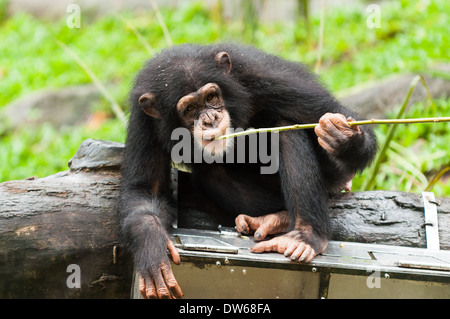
0;139;132;299
0;139;448;298
329;191;450;248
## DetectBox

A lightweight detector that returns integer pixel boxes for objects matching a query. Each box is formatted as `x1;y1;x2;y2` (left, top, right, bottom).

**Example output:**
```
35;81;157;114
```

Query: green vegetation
0;0;449;195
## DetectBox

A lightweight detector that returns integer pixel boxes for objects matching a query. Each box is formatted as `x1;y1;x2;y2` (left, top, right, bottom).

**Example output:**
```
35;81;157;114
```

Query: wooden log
329;191;450;248
0;139;132;299
0;139;448;298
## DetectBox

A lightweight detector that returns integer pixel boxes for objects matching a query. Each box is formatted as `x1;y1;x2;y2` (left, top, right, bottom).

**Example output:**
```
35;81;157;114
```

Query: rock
339;69;450;118
68;138;124;171
1;85;103;130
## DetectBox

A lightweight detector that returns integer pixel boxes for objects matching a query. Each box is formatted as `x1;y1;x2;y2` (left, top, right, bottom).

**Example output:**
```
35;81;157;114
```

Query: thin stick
214;117;450;140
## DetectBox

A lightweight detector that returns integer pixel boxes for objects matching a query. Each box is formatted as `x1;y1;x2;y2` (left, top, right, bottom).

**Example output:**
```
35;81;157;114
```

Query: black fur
118;43;377;280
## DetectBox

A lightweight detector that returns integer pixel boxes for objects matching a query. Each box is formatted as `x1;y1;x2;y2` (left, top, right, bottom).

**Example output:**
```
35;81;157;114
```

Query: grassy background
0;0;449;195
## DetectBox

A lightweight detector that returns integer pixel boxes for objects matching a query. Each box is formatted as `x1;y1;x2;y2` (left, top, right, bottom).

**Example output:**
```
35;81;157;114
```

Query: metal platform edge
169;228;450;285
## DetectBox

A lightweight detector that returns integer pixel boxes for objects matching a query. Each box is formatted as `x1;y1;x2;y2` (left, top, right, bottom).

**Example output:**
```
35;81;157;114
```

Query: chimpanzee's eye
186;104;195;112
206;92;218;104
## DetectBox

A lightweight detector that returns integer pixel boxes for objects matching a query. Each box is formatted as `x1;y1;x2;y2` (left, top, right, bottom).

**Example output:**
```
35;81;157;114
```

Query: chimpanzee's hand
235;211;290;240
314;112;362;157
250;223;328;263
138;236;184;299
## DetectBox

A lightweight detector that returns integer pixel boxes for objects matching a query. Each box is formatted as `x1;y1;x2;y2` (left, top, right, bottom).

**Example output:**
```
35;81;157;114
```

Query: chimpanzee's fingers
167;239;181;265
329;113;350;127
305;247;317;263
289;242;306;261
298;245;312;263
283;241;298;258
321;113;359;137
235;214;253;235
317;137;335;155
250;238;276;253
141;275;158;299
318;112;335;124
315;125;339;150
319;113;347;129
152;268;171;299
253;224;270;241
328;114;361;137
253;214;286;241
344;179;353;192
139;276;148;299
161;263;183;299
251;236;290;254
346;116;361;132
322;117;346;137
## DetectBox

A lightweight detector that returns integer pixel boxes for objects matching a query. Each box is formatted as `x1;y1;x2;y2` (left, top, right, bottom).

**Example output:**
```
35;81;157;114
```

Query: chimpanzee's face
137;51;235;156
176;82;231;155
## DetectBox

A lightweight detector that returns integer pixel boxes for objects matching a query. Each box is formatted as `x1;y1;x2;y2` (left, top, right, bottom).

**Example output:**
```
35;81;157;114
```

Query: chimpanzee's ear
215;52;232;75
138;93;160;118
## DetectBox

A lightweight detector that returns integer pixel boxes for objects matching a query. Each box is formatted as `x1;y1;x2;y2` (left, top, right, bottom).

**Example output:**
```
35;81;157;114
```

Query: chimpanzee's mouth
200;130;228;154
201;138;221;148
201;128;223;142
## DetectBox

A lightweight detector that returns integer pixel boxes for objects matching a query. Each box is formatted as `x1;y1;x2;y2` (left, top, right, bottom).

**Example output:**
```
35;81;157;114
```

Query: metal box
132;227;450;299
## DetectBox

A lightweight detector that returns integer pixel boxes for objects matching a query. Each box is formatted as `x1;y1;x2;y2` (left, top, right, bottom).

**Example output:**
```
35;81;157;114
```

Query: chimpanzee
118;43;377;299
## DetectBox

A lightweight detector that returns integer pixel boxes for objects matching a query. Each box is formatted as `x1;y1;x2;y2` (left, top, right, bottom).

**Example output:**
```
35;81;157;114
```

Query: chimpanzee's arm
118;116;182;299
278;128;331;237
251;127;330;261
236;62;376;259
237;52;377;185
281;80;377;179
256;69;377;191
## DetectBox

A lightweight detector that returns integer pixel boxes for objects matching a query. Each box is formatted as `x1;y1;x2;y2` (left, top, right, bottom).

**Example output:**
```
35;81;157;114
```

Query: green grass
352;96;450;195
0;0;449;195
0;119;126;180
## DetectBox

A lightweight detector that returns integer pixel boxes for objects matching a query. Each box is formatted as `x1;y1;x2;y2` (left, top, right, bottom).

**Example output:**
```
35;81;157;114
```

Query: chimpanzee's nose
201;112;220;129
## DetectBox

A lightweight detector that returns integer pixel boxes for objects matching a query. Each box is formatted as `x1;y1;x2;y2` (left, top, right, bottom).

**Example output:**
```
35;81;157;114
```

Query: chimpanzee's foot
250;227;328;263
